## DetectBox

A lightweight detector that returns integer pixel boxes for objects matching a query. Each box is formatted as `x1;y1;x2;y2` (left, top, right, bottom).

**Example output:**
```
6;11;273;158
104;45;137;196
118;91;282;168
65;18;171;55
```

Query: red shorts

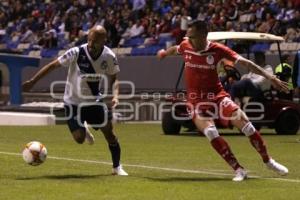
187;95;239;127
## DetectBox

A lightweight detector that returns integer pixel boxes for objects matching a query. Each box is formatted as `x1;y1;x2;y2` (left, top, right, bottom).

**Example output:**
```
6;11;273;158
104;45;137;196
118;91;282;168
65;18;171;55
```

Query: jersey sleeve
177;40;187;55
176;45;183;54
106;53;120;75
217;43;241;64
57;47;79;67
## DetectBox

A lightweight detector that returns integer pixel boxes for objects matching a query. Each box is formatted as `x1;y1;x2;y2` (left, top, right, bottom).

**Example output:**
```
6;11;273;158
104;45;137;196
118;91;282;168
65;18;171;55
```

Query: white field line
1;151;299;183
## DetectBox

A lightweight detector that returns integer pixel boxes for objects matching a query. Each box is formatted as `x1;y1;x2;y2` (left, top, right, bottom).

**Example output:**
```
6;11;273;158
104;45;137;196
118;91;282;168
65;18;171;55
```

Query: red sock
211;137;242;170
249;131;270;163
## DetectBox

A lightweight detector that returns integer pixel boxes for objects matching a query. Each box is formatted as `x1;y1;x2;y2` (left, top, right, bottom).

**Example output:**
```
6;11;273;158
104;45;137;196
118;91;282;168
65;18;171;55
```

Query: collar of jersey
83;44;104;62
197;41;211;53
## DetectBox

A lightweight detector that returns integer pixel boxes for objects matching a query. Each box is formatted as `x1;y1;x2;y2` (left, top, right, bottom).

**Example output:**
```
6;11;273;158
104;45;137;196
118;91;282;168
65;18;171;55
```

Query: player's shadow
164;130;277;137
16;174;110;180
141;176;232;182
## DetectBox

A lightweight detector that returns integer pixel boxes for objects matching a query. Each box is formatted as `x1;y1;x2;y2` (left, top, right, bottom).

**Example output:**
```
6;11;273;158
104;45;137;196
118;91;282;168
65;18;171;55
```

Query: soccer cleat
84;121;95;145
112;165;128;176
266;158;289;176
232;168;248;182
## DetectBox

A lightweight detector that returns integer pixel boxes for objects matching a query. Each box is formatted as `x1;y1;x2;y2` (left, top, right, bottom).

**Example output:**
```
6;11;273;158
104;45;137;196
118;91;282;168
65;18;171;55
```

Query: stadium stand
0;0;298;57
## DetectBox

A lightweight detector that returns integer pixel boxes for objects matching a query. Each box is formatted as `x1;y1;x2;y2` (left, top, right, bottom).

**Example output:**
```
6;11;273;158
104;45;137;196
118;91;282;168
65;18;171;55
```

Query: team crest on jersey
206;55;214;65
101;61;108;70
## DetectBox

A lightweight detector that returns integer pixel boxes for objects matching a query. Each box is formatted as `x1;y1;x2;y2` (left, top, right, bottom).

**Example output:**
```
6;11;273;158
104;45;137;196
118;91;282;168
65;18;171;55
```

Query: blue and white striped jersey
57;43;120;105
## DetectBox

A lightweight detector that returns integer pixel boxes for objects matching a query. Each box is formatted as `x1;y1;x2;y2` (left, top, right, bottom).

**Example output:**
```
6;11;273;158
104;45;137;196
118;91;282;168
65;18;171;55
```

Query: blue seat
6;41;19;49
131;47;145;56
145;46;161;55
158;36;174;45
251;43;270;52
40;49;59;58
123;37;145;47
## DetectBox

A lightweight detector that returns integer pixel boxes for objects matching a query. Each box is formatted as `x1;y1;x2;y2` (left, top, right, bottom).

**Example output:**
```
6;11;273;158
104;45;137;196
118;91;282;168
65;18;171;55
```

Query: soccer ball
22;141;47;166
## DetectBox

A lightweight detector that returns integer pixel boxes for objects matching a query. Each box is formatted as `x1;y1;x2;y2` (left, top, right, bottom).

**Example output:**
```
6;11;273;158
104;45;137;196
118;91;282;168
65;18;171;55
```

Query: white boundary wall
0;112;55;125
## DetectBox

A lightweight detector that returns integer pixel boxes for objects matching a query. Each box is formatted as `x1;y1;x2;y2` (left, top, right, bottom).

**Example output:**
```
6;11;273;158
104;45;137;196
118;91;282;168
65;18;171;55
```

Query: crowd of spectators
0;0;299;55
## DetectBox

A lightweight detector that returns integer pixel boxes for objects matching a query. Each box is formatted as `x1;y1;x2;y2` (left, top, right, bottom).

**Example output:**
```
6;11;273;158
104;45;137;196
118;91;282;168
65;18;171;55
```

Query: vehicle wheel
275;111;300;135
162;112;181;135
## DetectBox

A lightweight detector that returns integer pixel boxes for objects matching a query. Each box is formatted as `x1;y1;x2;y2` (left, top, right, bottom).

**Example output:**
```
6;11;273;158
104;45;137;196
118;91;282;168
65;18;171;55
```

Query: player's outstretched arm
157;46;178;60
237;57;289;93
22;59;62;92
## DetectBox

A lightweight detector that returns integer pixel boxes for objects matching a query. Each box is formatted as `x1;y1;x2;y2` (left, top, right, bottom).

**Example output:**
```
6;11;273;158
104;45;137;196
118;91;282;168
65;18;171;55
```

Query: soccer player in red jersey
157;20;289;181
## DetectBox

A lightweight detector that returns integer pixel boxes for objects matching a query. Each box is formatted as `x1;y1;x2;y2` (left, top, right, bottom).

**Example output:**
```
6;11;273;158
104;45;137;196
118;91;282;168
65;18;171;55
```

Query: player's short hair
188;20;208;36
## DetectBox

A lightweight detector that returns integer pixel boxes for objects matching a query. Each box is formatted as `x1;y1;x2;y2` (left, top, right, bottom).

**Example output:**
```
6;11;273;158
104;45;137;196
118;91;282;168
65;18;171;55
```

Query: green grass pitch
0;124;299;200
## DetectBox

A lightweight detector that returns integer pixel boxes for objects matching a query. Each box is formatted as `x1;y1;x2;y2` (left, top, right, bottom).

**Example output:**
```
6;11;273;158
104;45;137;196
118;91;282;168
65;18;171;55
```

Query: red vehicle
162;32;300;135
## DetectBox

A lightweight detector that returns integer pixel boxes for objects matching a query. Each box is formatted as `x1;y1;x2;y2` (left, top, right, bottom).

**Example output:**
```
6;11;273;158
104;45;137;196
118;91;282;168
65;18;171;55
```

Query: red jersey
177;40;240;104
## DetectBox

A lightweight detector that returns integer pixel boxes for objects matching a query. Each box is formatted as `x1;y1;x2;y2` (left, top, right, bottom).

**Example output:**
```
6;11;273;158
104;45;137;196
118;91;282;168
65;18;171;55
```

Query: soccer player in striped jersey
23;25;128;176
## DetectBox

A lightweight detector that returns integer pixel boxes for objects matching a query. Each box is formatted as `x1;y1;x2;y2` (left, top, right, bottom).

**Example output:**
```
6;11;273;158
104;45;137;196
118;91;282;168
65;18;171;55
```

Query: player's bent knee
241;122;256;136
72;130;86;144
203;125;219;141
231;109;248;121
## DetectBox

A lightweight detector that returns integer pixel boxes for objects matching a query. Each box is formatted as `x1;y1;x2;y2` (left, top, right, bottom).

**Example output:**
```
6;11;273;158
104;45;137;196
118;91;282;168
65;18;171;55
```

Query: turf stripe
0;151;299;183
